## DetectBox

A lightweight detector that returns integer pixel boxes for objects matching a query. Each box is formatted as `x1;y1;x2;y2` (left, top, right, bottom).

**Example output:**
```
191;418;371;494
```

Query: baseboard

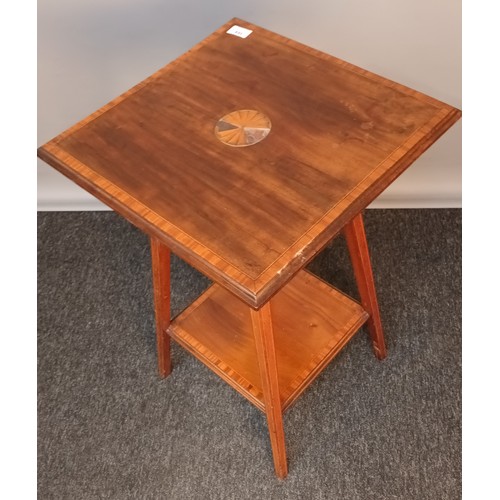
368;196;461;208
37;196;462;211
37;199;111;212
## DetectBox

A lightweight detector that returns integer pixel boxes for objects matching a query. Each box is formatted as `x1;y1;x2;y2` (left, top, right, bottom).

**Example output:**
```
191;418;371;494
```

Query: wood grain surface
343;213;387;360
215;109;272;147
250;302;288;478
150;237;172;378
167;270;368;412
37;18;461;307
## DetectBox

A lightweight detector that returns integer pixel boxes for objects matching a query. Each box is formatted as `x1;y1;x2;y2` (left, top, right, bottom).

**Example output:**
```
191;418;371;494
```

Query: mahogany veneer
38;18;461;479
37;17;460;308
169;270;368;412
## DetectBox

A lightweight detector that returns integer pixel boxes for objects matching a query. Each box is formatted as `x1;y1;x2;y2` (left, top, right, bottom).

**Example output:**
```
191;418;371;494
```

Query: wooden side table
38;18;461;478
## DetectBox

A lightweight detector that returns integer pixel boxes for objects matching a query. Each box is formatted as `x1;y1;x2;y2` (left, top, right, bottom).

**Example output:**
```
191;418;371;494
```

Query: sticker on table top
215;110;271;147
226;25;253;39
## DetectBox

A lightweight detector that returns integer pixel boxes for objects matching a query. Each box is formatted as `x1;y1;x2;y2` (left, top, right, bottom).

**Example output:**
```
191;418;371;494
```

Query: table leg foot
343;213;387;360
251;303;288;479
151;237;172;378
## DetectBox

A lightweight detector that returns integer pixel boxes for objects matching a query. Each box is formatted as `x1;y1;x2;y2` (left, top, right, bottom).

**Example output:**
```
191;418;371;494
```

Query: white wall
37;0;461;210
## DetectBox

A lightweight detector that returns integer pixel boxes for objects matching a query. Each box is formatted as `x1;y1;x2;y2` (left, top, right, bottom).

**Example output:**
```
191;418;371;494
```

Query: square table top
38;18;461;308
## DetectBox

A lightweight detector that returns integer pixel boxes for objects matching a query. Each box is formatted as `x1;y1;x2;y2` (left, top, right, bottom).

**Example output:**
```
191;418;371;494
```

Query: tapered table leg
343;213;387;360
150;237;172;378
251;303;288;479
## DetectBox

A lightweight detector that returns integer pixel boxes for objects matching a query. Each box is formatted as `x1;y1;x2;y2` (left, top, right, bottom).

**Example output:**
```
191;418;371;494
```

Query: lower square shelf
167;270;368;412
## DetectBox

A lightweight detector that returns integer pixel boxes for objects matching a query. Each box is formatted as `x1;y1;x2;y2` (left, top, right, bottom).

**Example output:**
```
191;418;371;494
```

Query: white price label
226;25;253;39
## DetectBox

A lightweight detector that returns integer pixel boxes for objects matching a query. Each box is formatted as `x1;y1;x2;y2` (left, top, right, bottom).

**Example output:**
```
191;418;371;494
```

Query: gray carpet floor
38;209;461;499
